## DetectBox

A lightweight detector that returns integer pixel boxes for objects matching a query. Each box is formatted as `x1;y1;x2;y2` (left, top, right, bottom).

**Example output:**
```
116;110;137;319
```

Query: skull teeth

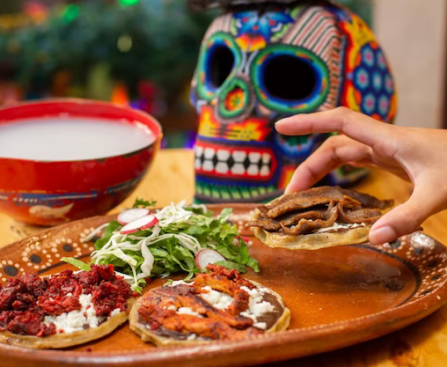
204;147;215;159
215;162;229;174
202;160;214;172
195;145;204;157
260;166;270;176
231;163;245;175
194;158;201;169
194;146;273;178
262;152;271;164
248;152;261;163
233;151;246;163
217;149;230;161
247;165;259;176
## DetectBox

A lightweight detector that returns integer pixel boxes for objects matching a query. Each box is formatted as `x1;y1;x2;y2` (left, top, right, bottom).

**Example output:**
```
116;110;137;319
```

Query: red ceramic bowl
0;99;162;226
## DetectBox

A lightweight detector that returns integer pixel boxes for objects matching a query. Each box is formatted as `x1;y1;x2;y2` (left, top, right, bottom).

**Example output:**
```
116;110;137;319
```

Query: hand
275;107;447;245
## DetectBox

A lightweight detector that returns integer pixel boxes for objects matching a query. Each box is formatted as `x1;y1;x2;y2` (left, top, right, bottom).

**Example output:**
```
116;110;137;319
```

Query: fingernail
369;226;396;245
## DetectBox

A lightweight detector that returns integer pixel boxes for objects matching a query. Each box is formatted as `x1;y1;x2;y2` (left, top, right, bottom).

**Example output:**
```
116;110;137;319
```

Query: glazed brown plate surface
0;204;446;367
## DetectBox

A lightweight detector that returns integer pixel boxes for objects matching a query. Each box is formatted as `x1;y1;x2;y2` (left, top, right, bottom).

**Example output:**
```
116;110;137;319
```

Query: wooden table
1;148;447;366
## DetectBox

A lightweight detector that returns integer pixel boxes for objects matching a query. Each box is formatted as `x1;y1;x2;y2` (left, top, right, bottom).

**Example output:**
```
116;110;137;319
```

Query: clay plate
0;204;446;367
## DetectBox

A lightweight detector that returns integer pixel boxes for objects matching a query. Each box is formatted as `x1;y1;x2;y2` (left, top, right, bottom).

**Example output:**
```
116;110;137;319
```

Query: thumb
369;185;439;245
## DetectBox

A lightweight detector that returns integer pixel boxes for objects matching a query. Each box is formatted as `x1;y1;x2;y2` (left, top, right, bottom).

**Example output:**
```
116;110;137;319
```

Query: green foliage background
0;0;372;100
0;1;215;99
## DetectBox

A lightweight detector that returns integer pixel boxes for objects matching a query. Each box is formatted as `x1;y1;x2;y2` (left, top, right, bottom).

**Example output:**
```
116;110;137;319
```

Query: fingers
275;107;398;149
285;135;373;193
369;183;442;244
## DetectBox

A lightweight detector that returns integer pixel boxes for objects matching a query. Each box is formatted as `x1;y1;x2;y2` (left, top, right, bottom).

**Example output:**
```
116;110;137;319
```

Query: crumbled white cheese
177;307;203;317
240;286;275;324
187;333;197;340
43;294;120;334
197;285;276;330
166;304;177;311
199;286;233;310
185;333;208;341
167;280;189;287
110;308;121;317
254;322;267;330
315;222;365;233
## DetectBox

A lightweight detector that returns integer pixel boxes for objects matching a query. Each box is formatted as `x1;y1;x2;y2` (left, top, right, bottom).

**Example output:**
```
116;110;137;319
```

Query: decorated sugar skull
190;0;397;203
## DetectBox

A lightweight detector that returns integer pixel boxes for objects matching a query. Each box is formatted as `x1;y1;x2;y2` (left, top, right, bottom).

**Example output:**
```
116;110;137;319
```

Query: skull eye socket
208;44;235;89
262;55;317;101
195;32;243;101
251;45;330;113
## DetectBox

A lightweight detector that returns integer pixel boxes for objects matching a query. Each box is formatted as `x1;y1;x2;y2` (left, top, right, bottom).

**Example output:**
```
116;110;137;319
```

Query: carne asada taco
248;186;394;250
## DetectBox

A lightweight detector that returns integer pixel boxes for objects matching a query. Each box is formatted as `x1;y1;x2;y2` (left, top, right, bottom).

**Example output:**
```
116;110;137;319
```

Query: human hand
275;107;447;245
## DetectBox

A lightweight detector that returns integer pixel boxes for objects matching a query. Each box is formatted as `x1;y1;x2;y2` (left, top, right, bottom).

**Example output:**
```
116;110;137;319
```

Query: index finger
275;107;397;148
285;135;373;193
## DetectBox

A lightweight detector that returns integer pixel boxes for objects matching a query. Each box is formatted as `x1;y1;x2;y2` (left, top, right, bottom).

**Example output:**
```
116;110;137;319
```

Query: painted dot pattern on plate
3;265;18;277
378;235;443;300
8;225;100;277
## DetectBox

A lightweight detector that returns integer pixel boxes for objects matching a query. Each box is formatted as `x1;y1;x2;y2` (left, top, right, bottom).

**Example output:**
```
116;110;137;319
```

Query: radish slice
235;235;249;242
195;249;225;270
233;235;249;246
117;208;150;225
120;215;159;235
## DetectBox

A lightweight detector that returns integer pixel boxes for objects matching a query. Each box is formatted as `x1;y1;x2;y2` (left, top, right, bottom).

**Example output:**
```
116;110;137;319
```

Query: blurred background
0;0;445;149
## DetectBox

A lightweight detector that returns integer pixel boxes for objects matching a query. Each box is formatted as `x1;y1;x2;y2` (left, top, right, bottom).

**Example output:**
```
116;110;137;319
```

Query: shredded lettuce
88;201;259;292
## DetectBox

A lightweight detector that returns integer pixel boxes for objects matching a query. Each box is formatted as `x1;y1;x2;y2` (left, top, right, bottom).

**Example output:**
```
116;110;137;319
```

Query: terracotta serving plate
0;204;446;367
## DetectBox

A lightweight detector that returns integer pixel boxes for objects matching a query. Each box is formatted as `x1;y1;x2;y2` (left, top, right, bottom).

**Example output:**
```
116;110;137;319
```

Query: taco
0;265;136;349
130;264;290;345
248;186;394;250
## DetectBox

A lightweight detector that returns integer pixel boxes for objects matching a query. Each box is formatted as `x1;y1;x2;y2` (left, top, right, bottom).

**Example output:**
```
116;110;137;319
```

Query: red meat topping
38;295;81;316
91;277;134;316
0;265;134;337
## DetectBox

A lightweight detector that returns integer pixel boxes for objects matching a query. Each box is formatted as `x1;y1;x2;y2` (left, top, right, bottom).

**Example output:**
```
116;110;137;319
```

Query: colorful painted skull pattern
190;3;397;203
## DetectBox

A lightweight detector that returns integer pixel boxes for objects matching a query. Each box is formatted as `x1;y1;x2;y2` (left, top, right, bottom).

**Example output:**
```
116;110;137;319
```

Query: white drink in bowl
0;116;156;161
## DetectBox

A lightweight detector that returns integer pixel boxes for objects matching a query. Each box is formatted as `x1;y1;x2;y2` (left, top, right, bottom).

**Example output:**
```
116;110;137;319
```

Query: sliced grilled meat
248;187;393;234
266;197;333;218
337;206;382;224
246;210;324;231
280;202;338;235
341;188;394;209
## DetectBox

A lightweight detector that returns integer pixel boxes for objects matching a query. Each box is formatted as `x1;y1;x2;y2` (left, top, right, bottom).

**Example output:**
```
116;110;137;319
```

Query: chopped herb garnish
132;198;157;208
